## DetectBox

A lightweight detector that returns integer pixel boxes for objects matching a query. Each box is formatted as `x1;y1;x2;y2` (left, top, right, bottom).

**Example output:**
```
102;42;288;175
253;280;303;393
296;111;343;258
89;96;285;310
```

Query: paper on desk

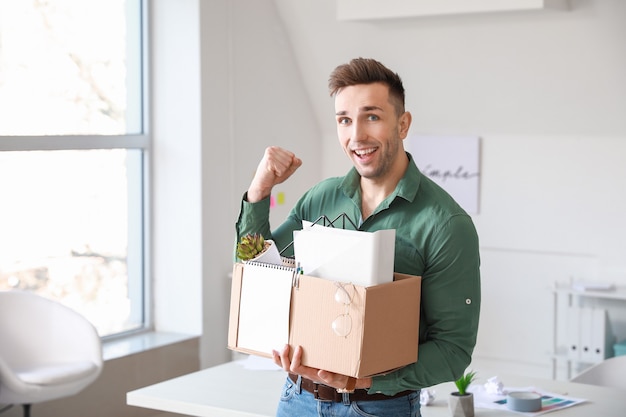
293;223;395;286
237;263;293;355
238;355;282;371
471;384;587;416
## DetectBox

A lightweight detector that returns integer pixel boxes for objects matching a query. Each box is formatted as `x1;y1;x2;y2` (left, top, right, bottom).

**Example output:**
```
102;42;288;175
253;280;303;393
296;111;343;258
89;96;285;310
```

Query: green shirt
235;153;481;395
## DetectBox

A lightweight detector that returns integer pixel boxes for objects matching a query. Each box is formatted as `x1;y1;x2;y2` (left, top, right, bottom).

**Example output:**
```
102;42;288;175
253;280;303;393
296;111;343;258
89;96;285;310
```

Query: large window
0;0;148;338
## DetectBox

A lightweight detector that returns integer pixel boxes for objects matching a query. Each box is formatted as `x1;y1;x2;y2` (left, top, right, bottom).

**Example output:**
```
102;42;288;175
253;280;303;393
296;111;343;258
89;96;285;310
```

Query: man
235;58;481;417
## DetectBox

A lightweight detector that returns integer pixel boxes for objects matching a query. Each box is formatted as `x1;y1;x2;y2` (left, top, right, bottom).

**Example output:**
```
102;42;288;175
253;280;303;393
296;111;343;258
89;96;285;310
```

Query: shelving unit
551;282;626;379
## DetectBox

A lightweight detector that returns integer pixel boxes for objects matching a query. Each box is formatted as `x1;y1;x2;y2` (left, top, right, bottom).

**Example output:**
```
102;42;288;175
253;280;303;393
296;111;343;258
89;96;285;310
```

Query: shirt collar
339;152;421;204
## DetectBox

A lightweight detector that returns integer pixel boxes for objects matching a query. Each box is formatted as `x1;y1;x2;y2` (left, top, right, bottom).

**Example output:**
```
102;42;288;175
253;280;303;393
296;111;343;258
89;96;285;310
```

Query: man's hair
328;58;405;115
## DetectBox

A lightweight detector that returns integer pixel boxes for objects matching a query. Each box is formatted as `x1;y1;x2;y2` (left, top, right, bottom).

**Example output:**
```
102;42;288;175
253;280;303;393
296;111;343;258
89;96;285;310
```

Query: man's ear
398;111;412;139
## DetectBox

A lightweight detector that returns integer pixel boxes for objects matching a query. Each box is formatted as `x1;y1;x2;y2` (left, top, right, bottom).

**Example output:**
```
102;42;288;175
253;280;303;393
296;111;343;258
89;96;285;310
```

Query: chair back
570;355;626;390
0;290;102;375
0;290;103;407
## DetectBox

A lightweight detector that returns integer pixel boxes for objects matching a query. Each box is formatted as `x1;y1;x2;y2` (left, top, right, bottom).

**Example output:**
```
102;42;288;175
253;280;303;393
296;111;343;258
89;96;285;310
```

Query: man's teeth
354;148;375;156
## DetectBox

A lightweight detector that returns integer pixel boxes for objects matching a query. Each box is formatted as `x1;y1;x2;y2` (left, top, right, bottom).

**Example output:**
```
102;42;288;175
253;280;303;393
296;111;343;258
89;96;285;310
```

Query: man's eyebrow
335;106;384;116
362;105;384;112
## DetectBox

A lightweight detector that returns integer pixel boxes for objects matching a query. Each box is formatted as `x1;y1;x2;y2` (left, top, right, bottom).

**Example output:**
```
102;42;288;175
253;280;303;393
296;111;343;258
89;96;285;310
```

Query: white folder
565;306;581;361
579;307;594;363
575;307;611;364
293;223;395;287
589;308;611;362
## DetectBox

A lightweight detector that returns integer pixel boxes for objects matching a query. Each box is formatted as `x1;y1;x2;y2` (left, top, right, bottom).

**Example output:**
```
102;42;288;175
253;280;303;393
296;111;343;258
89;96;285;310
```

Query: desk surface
127;360;625;417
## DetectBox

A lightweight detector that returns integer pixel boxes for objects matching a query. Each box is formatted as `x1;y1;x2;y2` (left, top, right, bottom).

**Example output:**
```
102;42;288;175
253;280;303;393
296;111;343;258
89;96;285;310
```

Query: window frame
0;0;152;340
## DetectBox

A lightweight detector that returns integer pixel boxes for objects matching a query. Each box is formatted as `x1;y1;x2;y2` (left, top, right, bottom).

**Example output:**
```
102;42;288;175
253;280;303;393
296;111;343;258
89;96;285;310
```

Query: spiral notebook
236;261;296;355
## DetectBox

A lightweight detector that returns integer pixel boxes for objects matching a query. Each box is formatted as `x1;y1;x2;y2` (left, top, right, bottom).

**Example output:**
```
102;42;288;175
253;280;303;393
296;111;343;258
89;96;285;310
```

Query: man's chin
354;165;381;179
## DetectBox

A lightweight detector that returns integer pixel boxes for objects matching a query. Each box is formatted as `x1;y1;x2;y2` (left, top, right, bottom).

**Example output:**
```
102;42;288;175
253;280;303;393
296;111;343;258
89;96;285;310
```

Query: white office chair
0;290;103;417
570;355;626;390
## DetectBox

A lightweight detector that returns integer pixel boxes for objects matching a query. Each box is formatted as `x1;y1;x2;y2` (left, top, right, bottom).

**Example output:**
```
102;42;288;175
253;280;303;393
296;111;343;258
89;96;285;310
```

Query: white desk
127;360;285;417
420;378;625;417
127;360;625;417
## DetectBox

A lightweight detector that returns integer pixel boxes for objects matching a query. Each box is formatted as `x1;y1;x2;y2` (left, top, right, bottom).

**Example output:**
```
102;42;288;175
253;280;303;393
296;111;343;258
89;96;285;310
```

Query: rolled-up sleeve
370;214;481;395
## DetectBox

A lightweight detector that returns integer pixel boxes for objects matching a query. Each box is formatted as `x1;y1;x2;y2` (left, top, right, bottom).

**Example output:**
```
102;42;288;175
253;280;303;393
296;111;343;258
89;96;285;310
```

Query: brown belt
288;373;414;402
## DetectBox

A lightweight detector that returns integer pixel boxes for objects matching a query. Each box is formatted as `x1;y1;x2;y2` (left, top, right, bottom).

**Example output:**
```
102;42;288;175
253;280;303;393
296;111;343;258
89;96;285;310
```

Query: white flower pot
448;392;474;417
246;239;282;265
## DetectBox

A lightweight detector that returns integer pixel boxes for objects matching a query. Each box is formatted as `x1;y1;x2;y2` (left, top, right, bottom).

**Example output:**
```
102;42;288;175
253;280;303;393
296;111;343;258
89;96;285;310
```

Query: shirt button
466;298;472;305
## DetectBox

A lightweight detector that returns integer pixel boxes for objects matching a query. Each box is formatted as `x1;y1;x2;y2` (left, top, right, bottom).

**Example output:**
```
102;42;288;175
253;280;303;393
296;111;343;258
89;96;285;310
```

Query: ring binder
244;259;301;288
244;260;295;271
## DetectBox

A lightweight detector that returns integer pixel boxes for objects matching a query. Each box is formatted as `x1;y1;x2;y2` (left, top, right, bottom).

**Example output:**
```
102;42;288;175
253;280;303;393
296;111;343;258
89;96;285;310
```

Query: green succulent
237;233;267;261
454;370;477;396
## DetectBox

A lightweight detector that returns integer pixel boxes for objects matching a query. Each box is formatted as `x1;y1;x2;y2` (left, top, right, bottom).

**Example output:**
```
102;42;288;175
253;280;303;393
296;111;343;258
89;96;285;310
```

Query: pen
293;262;301;288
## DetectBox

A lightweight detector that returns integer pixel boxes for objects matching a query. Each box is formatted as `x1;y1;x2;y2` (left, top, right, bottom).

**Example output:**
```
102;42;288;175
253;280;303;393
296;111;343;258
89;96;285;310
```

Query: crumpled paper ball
420;388;436;406
484;376;505;395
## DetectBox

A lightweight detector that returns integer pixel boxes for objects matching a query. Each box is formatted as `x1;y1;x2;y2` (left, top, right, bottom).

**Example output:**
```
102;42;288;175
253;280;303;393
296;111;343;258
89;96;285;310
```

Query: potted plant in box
237;233;282;265
448;370;477;417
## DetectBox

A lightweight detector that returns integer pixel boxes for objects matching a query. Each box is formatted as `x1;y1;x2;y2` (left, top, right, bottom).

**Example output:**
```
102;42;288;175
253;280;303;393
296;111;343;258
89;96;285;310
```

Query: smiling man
235;58;481;417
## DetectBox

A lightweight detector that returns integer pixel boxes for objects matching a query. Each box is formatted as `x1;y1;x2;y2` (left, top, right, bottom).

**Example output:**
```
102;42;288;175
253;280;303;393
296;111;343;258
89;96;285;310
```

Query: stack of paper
293;223;395;286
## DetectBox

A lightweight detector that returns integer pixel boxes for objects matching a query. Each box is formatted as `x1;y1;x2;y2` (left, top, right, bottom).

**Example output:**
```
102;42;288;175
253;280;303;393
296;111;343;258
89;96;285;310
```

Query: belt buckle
312;383;332;402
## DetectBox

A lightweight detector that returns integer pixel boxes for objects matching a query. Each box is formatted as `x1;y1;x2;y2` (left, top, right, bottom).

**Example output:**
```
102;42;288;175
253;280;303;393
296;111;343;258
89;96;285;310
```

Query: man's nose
351;120;366;142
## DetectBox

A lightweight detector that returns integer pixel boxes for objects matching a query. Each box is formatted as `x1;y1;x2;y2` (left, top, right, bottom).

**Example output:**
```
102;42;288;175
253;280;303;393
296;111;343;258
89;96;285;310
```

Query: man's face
334;82;409;181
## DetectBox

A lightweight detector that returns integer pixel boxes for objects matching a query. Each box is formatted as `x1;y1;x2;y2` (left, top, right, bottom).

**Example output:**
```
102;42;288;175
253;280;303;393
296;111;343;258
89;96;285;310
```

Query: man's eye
338;117;350;125
367;114;379;121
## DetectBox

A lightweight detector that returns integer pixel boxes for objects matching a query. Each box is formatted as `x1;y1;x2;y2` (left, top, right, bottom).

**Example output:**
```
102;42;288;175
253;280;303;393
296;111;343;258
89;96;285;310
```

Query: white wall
197;0;322;367
152;0;626;379
270;0;626;378
151;0;322;369
227;0;322;226
151;0;203;337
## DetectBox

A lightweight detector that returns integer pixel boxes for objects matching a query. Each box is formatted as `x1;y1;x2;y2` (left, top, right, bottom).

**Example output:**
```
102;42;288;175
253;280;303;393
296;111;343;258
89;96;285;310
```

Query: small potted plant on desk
449;370;477;417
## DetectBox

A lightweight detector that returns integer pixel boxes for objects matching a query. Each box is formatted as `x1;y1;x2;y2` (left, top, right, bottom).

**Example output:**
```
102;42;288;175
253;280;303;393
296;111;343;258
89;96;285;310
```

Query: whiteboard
406;135;480;214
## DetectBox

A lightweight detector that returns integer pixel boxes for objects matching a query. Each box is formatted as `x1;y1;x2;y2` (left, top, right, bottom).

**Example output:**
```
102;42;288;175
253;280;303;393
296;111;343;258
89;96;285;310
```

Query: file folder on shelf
565;306;612;363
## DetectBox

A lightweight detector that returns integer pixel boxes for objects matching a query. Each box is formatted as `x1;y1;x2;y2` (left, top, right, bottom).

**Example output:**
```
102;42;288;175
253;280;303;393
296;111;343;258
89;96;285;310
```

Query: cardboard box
228;262;421;378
